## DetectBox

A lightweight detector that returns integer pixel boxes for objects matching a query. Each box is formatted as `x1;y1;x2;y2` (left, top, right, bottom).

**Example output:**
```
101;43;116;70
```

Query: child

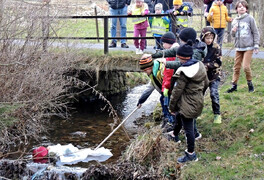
204;0;233;26
169;40;208;163
206;0;232;48
153;27;207;140
200;26;222;123
149;3;170;50
137;55;173;125
128;0;149;54
167;0;193;39
159;32;179;130
226;0;260;93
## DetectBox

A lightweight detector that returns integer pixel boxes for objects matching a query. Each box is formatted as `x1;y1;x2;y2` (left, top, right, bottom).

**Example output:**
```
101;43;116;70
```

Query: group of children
128;0;193;54
137;0;260;163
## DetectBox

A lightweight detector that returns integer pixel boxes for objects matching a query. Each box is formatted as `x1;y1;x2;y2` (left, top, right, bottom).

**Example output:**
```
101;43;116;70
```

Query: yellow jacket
207;3;231;28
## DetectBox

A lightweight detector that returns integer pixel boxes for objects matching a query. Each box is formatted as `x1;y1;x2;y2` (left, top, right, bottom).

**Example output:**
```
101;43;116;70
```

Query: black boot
247;81;254;92
226;83;237;93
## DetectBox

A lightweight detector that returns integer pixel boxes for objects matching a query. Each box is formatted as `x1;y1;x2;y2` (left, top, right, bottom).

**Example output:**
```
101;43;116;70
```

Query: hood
236;13;249;20
176;61;207;82
200;26;217;42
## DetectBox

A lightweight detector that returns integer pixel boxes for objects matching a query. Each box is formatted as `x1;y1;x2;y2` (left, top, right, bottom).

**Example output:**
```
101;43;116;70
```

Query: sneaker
195;133;202;140
247;81;254;92
121;43;129;48
226;84;237;93
165;131;181;143
135;48;140;54
109;42;116;48
161;117;168;128
162;122;174;133
138;49;143;54
213;114;222;124
177;150;198;163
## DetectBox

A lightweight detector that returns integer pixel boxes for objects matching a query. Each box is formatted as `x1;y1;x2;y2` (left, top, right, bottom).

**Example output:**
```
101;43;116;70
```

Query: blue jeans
110;6;128;44
209;78;220;115
160;95;174;123
215;28;225;48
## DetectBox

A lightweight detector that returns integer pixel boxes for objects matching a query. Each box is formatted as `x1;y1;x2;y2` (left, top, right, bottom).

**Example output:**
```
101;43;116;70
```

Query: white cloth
47;144;113;166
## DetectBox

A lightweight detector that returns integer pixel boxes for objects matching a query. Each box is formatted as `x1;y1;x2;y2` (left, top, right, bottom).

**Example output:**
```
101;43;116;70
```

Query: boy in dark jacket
155;27;206;140
169;40;208;163
200;26;222;123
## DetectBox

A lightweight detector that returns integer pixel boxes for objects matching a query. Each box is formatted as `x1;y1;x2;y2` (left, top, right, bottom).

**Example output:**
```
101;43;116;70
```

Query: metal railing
41;9;234;54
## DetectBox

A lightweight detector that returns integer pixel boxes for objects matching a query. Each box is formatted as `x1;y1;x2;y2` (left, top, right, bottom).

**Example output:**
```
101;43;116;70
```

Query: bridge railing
41;7;234;54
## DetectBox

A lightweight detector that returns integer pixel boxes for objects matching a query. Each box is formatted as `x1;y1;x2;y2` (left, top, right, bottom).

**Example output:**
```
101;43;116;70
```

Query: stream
0;84;160;178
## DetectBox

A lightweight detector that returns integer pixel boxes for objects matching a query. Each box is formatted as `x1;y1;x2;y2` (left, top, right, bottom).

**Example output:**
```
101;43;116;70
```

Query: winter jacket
149;16;170;37
152;39;207;69
207;3;232;29
129;3;149;29
231;13;260;51
204;0;233;5
169;60;208;119
162;57;175;92
137;60;164;105
107;0;131;9
200;26;222;81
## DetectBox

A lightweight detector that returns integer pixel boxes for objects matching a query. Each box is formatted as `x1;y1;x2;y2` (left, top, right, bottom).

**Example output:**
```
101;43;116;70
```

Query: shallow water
31;84;160;167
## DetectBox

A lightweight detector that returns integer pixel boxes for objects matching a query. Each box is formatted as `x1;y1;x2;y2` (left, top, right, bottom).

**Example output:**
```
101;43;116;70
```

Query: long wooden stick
95;107;138;150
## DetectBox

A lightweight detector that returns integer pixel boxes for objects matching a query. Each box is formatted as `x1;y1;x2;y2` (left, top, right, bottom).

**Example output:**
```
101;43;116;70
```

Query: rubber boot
226;83;237;93
214;114;222;124
247;81;254;92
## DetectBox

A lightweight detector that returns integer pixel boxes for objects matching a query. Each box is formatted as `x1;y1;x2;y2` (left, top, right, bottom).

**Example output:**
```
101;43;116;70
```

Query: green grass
180;57;264;179
0;104;21;129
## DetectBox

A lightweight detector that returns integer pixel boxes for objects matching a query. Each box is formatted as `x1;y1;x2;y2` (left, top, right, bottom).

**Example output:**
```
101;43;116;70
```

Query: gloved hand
163;88;169;97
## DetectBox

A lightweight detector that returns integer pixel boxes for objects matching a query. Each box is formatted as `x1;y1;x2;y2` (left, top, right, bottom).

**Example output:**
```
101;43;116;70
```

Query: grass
123;56;264;179
180;57;264;179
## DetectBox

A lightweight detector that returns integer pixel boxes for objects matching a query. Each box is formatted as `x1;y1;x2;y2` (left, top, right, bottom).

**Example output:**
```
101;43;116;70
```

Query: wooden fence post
42;0;50;52
104;16;109;54
94;7;100;42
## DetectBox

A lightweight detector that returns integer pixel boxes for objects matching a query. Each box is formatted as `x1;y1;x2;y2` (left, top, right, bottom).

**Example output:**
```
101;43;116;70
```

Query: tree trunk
0;0;3;24
257;0;264;47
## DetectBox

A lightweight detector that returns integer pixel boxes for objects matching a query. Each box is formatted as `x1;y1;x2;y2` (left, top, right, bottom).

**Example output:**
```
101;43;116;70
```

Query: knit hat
139;56;153;70
155;3;163;10
176;40;194;60
136;0;144;2
161;32;176;45
200;26;216;41
33;146;48;163
179;28;197;44
173;0;183;5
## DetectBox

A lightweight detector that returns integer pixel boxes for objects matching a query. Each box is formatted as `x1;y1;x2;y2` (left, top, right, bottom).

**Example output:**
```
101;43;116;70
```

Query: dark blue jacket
107;0;131;9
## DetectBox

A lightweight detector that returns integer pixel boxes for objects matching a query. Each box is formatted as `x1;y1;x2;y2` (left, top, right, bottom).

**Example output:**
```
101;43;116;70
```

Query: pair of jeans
110;6;128;44
173;113;195;153
232;50;253;84
215;28;225;48
160;95;174;123
209;78;220;115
